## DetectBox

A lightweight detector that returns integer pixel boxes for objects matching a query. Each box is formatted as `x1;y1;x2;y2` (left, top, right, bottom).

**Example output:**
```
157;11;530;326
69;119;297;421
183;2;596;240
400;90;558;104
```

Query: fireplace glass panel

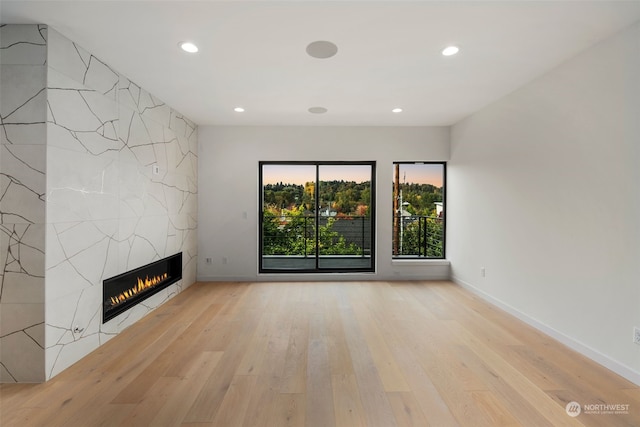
103;253;182;323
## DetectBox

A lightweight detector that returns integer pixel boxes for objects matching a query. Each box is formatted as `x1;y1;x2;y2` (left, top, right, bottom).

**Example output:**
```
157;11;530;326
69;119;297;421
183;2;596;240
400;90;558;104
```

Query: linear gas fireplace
103;253;182;323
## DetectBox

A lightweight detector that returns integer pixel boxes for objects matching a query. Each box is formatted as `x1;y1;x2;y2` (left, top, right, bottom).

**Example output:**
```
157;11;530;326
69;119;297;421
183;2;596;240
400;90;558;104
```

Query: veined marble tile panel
182;191;198;217
48;87;118;132
47;146;119;222
0;176;46;225
160;128;178;172
0;65;46;129
118;161;169;218
1;272;44;303
118;76;170;127
46;320;100;379
0;25;47;66
183;256;197;288
175;147;197;179
1;144;45;199
0;224;44;294
1;123;47;148
169;111;196;139
1;328;45;382
180;183;197;215
45;220;118;298
160;173;179;214
1;302;44;339
10;223;46;271
45;290;84;352
47;29;118;100
166;213;195;254
119;164;181;217
0;24;198;382
45;284;102;347
186;173;198;195
0;223;45;302
118;160;150;218
139;90;171;128
47;73;120;155
117;75;140;112
119;107;155;159
118;76;167;125
151;131;175;176
45;260;93;303
141;110;169;145
118;215;170;271
0;145;46;224
175;132;191;161
145;181;171;217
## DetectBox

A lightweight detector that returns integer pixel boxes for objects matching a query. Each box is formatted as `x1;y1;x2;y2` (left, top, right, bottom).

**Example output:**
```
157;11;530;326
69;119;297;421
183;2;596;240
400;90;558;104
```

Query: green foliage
397;182;442;216
397;217;444;258
263;180;371;216
317;218;362;255
262;179;444;258
262;211;362;256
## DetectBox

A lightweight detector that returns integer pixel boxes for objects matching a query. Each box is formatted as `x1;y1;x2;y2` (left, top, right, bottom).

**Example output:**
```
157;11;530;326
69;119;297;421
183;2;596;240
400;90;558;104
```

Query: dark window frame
392;161;446;259
259;161;376;273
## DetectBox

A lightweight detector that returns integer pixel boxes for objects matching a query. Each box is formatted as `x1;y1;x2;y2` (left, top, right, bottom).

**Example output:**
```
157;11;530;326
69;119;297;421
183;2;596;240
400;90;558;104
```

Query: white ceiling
2;1;640;126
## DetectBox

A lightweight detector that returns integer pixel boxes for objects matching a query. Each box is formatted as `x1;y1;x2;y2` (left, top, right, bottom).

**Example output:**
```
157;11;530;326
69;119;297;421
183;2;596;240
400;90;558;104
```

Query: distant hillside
263;181;442;216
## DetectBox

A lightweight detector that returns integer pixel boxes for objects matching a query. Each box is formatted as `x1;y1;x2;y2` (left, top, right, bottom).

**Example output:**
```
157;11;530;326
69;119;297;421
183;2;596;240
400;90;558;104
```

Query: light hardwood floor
1;281;639;426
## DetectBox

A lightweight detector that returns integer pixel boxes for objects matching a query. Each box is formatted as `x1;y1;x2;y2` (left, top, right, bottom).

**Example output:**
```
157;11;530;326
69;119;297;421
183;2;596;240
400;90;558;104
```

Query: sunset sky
262;163;443;188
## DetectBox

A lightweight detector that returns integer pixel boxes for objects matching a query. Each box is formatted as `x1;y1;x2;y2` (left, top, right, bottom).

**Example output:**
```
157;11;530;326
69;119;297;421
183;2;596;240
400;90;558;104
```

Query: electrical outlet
480;267;486;277
205;257;212;264
222;257;228;265
633;327;640;345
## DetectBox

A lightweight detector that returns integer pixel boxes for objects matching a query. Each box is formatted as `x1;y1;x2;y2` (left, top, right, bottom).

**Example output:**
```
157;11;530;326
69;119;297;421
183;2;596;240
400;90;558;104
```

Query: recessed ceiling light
308;107;328;114
442;46;459;56
306;41;338;59
392;108;403;113
234;107;245;113
179;41;199;53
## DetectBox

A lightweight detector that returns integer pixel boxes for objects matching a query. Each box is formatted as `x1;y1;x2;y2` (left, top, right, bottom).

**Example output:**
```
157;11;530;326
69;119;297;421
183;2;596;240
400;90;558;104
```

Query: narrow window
393;162;445;258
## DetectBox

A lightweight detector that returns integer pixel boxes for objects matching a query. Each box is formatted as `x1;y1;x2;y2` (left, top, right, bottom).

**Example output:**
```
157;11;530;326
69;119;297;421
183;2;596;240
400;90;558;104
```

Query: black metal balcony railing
262;214;370;257
261;214;444;259
393;215;444;258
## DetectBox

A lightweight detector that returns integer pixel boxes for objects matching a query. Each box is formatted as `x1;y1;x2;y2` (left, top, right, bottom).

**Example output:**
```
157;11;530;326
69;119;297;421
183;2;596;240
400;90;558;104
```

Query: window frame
392;161;446;260
259;160;376;274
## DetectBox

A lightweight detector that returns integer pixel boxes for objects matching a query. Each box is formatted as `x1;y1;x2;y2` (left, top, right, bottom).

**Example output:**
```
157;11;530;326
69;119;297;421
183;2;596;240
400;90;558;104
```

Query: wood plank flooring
1;281;639;426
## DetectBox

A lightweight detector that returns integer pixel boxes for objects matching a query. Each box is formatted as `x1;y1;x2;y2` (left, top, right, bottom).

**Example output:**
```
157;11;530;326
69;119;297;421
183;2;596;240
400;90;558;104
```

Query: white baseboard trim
197;276;256;282
198;273;450;282
451;275;640;387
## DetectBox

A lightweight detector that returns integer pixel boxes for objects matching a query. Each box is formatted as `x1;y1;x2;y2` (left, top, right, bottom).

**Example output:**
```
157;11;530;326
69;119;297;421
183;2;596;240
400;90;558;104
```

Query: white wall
198;126;449;281
449;22;640;383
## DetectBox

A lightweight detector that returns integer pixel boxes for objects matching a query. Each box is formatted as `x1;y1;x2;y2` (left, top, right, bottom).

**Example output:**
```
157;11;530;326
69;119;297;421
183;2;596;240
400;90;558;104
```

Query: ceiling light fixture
308;107;328;114
306;41;338;59
179;41;199;53
234;107;245;113
442;46;459;56
392;108;403;113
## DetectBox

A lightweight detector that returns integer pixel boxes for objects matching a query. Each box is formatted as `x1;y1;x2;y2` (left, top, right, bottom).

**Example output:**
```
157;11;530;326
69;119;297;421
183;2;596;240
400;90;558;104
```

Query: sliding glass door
259;161;375;273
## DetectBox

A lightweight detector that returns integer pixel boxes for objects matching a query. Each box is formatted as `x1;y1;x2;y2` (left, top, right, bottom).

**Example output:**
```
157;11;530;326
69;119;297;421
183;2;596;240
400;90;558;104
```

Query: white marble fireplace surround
0;25;198;382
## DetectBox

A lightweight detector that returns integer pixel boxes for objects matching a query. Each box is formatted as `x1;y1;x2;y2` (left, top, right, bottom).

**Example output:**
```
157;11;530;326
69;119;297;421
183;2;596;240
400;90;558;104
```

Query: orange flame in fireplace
109;272;168;307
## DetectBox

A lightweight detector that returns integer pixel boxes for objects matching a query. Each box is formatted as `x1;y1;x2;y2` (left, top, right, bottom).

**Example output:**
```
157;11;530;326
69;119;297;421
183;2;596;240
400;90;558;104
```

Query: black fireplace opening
103;253;182;323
